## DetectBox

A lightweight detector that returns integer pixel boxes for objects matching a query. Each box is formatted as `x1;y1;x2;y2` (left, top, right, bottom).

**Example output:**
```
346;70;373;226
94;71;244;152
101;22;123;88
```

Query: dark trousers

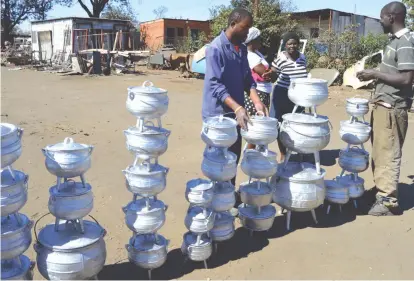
228;126;242;187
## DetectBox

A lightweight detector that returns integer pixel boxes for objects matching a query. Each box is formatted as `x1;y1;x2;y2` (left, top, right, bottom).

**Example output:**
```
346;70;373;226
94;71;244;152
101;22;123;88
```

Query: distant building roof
31;17;131;24
140;18;210;24
291;8;380;21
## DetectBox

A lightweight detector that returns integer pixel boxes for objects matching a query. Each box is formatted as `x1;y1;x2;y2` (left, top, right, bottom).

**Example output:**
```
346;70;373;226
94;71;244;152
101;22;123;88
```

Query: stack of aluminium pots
273;78;330;230
1;123;35;280
123;81;170;279
182;115;239;268
325;97;371;213
239;113;279;235
35;137;107;280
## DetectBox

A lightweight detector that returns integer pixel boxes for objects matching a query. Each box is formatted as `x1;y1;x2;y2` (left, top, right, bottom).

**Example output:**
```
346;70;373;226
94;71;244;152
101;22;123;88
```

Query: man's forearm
375;71;413;88
223;96;241;112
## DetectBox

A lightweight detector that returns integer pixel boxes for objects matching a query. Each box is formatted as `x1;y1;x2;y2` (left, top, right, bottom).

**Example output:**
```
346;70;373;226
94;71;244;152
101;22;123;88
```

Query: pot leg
339;169;345;177
196;234;201;245
339;205;343;213
203;260;208;269
312;106;317;117
148;270;152;280
14;213;23;226
133;194;138;202
79;219;85;234
7;165;16;179
249;230;254;237
93;275;99;280
214;243;218;253
311;209;318;224
292;105;298;114
326;205;331;215
286;211;291;231
314;152;321;175
283;151;292;169
353;200;358;209
80;174;87;188
54;218;60;232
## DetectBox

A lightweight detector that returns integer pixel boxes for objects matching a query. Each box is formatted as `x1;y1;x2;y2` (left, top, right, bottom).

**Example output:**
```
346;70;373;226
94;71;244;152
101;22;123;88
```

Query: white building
31;17;132;61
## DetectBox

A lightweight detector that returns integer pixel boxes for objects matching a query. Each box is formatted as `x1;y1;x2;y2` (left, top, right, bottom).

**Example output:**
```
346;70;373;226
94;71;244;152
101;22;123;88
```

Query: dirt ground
1;66;414;280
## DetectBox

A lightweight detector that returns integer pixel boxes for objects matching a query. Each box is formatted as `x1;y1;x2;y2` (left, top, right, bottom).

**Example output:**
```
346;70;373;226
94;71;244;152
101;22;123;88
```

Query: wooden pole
329;10;332;32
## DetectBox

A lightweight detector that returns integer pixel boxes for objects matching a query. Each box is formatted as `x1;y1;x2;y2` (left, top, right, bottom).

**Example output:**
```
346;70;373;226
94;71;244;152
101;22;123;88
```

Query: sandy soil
1;66;414;280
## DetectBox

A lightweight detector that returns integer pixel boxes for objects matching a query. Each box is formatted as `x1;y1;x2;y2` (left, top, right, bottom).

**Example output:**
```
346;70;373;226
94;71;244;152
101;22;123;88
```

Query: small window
191;29;199;40
310;28;319;38
32;31;37;44
64;29;71;46
177;28;184;37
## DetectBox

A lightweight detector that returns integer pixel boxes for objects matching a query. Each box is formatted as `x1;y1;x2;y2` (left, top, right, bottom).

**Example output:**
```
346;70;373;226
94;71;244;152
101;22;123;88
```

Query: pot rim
49;180;92;197
291;78;328;85
1;169;28;188
203;115;237;129
0;255;33;279
346;97;369;105
1;123;19;139
125;125;170;136
128;233;168;252
282;113;329;124
238;204;276;219
1;213;32;236
127;81;167;95
124;198;166;214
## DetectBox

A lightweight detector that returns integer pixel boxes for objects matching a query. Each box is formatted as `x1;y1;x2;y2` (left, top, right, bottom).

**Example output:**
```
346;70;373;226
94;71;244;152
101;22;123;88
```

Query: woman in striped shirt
271;32;308;161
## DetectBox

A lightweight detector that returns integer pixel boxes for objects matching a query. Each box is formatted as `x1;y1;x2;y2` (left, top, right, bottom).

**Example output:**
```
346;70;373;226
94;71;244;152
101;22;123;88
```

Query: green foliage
101;3;135;21
175;28;207;53
209;0;298;58
403;0;414;29
305;26;388;84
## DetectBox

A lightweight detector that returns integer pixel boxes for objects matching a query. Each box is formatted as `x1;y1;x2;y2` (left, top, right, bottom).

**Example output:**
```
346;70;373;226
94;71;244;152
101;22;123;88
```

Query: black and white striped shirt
272;52;308;88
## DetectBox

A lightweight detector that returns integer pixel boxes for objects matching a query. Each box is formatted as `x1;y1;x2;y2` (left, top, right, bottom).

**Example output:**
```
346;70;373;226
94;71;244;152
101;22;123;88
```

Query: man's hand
356;69;378;81
235;107;251;130
254;101;269;116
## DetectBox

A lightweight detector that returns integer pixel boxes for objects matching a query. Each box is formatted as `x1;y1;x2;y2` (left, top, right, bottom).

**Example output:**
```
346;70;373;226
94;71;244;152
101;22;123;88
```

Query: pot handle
27;219;34;230
255;111;265;117
88;145;94;155
291;81;296;90
164;204;169;212
33;243;40;253
142;80;154;87
29;261;36;270
42;148;55;160
125;244;131;251
144;121;155;127
122;206;128;214
63;137;74;146
129;92;135;101
17;127;24;139
24;174;29;184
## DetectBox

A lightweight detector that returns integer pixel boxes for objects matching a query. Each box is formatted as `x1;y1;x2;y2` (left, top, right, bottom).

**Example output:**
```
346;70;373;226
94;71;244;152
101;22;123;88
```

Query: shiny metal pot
272;162;325;212
241;113;279;146
124;124;170;159
239;181;273;207
126;233;168;270
325;179;349;204
201;148;237;182
123;162;169;197
1;141;22;169
201;115;238;148
238;204;276;231
35;220;107;280
42;137;93;178
1;169;28;217
241;149;278;179
339;147;369;173
1;213;33;260
185;178;214;207
211;181;235;212
181;232;212;262
1;255;35;280
123;198;167;234
1;123;23;148
280;113;331;154
288;78;329;107
126;81;169;119
184;206;215;234
346;97;369;117
210;212;235;242
339;120;371;145
337;174;365;199
48;180;93;220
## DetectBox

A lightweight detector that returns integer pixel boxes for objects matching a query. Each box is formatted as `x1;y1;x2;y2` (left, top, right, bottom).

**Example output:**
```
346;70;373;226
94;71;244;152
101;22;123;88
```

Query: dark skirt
244;90;271;116
272;85;304;122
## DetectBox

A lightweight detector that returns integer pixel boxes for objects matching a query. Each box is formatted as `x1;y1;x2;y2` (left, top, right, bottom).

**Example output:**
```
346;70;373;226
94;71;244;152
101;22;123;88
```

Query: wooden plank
112;31;119;51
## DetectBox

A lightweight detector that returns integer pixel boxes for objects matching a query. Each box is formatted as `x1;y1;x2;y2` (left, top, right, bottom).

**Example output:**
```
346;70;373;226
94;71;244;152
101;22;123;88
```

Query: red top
234;45;240;53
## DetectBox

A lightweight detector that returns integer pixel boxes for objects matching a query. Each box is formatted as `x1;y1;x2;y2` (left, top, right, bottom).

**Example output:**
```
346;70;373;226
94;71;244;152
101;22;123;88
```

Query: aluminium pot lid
128;80;167;95
126;125;170;136
277;162;326;181
238;204;276;219
125;198;165;214
347;97;369;104
325;179;343;190
187;206;213;219
239;181;272;195
129;233;167;251
291;78;328;84
45;137;90;151
183;231;211;245
214;212;234;225
282;113;329;124
340;120;371;128
186;178;213;192
1;255;32;279
204;148;236;163
340;147;369;157
337;174;364;185
249;114;278;125
37;220;105;251
1;123;17;138
204;115;237;129
126;163;168;176
1;213;30;235
1;169;27;188
49;180;92;197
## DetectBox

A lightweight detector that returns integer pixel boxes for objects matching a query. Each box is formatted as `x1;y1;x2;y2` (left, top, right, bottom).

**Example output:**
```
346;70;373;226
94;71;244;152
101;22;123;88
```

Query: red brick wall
140;19;211;51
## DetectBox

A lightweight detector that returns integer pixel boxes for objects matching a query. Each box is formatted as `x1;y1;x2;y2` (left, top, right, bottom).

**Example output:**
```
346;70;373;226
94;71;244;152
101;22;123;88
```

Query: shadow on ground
286;149;340;167
399;177;414;211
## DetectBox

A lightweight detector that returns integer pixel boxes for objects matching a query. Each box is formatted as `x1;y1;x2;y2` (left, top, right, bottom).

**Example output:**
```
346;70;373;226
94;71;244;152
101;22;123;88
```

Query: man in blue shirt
202;8;267;189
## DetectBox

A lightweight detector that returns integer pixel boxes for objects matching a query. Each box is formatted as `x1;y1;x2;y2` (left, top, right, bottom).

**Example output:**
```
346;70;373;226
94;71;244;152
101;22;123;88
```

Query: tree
153;5;167;19
209;0;298;60
1;0;61;42
403;0;414;29
101;3;135;20
60;0;132;18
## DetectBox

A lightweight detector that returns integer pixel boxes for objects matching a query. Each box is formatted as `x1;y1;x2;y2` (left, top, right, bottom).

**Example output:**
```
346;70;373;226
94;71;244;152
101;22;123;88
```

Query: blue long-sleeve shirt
202;31;256;119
